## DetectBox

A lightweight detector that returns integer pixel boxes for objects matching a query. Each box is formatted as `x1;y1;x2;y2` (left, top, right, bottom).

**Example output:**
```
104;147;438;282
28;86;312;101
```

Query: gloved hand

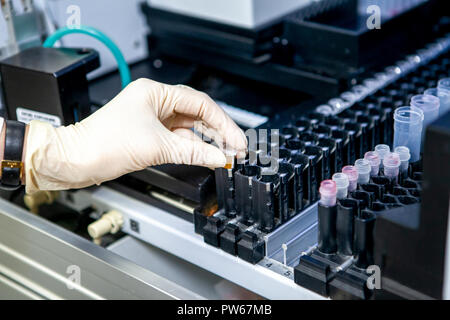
24;78;247;194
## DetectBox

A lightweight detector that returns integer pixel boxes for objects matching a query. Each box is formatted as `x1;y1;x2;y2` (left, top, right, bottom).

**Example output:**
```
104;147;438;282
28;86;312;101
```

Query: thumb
168;133;227;168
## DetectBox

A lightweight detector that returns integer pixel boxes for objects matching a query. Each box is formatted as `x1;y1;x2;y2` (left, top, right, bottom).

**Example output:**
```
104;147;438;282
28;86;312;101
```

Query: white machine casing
147;0;315;29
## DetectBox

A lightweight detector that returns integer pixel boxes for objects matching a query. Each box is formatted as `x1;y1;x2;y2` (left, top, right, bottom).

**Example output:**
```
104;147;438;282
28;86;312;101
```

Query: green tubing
43;26;131;88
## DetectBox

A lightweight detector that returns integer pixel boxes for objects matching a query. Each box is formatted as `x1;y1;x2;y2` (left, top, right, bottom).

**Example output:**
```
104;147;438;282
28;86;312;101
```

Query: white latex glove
24;78;247;194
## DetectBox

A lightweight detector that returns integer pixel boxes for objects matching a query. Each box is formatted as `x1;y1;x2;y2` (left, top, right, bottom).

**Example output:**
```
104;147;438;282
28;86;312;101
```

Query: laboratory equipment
364;151;381;177
393;106;424;163
342;166;358;192
332;173;350;200
410;94;440;130
355;159;371;185
383;152;402;183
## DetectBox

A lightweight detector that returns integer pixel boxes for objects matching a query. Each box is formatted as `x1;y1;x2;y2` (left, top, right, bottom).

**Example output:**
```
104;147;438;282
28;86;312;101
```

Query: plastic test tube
332;173;349;200
342;165;358;192
394;146;411;177
383;152;401;183
374;144;390;169
319;180;337;207
410;94;440;131
437;78;450;115
424;88;450;116
364;151;381;176
393;106;424;163
355;159;371;185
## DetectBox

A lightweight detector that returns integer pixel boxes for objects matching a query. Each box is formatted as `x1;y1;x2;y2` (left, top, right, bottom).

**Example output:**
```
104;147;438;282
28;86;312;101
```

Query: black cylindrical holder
381;195;401;208
278;163;295;221
234;165;261;223
397;195;420;206
344;122;363;160
325;116;345;131
257;155;279;175
269;132;286;149
253;174;282;232
289;154;310;212
277;147;292;163
392;186;409;196
331;129;350;171
285;138;306;156
369;107;387;146
317;202;337;255
215;167;237;217
313;124;332;139
337;198;359;256
280;125;299;141
295;118;313;133
307;112;326;129
299;132;319;147
304;146;324;202
360;183;384;202
377;96;394;145
371;176;390;195
318;138;337;180
354;211;376;269
357;114;377;152
350;190;373;211
339;109;358;122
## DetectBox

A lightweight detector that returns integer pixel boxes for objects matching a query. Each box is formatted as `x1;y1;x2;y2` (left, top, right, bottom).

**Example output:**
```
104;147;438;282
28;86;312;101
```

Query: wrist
0;121;28;185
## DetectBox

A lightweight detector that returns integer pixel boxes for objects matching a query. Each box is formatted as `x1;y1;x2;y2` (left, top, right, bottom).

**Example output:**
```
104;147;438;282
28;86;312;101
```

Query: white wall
46;0;149;79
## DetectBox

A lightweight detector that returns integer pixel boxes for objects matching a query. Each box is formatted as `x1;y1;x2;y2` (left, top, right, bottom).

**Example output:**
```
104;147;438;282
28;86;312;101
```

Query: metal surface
264;202;318;262
108;236;263;299
0;196;204;299
58;186;324;299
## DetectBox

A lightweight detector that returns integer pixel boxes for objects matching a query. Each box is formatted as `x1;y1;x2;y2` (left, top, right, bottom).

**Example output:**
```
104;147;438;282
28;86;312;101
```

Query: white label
16;107;62;127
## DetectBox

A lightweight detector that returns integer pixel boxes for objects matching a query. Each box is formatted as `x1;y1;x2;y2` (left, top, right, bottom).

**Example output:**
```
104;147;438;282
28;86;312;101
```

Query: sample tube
410;94;440;132
364;151;381;176
342;166;358;192
437;78;450;115
319;180;338;207
393;106;424;163
394;146;411;179
374;144;390;170
332;173;349;200
355;159;371;185
318;180;338;254
383;152;401;183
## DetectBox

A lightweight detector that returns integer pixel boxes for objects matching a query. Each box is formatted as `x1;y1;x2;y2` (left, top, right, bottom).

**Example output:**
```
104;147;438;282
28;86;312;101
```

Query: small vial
224;151;236;169
355;159;371;185
342;166;358;192
436;79;450;115
374;144;390;169
410;94;440;131
319;180;337;207
332;173;349;200
383;152;401;182
364;151;381;176
393;106;424;162
394;146;411;177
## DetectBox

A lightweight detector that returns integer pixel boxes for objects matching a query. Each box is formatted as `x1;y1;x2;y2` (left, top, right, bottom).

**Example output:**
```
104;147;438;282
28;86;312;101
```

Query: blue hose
43;26;131;89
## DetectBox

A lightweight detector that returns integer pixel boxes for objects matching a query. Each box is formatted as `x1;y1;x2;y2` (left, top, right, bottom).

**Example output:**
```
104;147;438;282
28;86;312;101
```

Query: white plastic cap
383;152;401;179
355;159;371;185
319;180;337;207
364;151;381;176
332;173;349;199
394;146;411;173
342;166;358;192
